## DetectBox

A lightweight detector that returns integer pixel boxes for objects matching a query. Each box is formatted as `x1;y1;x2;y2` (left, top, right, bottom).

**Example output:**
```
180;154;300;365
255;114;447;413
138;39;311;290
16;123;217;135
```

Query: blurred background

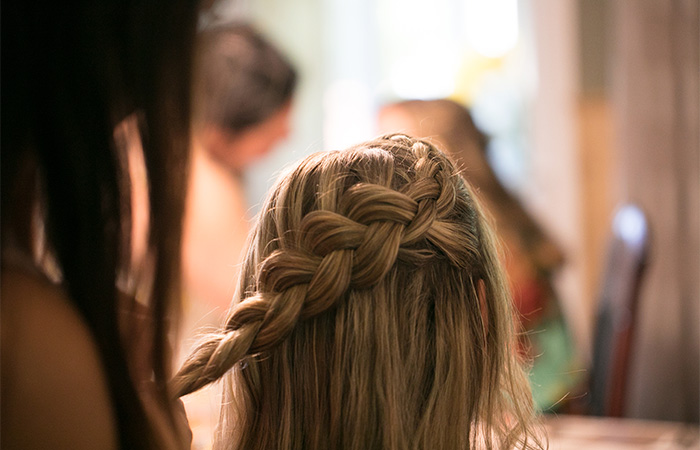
186;0;698;443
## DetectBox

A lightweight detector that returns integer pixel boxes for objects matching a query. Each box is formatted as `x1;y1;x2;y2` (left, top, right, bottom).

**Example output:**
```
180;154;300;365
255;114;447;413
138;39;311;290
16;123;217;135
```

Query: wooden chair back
590;204;650;416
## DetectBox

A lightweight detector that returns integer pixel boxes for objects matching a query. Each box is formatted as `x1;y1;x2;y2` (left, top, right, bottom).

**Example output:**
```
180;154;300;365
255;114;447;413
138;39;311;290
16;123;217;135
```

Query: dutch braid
172;134;480;398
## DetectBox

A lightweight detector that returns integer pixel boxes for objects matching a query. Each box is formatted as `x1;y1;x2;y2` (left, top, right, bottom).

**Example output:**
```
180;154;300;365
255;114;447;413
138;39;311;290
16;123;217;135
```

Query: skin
1;266;118;450
181;143;250;312
182;101;293;311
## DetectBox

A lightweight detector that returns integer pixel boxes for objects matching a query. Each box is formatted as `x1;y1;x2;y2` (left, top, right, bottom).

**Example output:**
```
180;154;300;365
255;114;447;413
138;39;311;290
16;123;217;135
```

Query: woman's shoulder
1;265;118;449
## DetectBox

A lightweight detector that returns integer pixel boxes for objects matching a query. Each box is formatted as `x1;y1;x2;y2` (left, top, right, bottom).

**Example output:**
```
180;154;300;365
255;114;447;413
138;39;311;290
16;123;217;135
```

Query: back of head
175;135;542;450
193;23;298;133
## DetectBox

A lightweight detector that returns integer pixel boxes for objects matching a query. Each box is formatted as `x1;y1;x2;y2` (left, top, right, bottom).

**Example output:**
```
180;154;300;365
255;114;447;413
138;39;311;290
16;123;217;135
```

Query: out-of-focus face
205;102;293;172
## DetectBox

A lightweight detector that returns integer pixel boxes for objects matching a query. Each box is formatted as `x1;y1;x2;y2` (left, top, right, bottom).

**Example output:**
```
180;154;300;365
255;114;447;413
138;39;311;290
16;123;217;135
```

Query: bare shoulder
1;266;118;449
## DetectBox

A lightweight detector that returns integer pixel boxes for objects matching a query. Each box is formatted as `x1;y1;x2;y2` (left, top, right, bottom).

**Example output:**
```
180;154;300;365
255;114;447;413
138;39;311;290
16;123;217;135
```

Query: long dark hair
2;1;198;448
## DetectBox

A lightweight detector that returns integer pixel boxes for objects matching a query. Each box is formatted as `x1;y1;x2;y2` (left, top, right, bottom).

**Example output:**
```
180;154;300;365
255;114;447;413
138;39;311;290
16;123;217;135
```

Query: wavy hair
174;134;544;449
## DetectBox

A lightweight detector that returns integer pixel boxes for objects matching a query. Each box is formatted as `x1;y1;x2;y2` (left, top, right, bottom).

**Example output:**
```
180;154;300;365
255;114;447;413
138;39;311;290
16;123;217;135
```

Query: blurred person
183;23;297;320
179;23;297;448
1;1;200;449
174;135;545;450
378;98;580;411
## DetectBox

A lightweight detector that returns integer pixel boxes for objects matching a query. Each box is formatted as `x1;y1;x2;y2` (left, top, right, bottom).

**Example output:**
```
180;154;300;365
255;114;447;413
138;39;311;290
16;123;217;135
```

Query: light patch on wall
389;44;459;99
464;0;519;58
323;79;375;150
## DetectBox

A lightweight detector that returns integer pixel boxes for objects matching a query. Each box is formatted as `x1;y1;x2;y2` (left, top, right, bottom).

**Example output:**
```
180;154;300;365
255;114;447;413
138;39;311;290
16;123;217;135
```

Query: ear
477;279;488;338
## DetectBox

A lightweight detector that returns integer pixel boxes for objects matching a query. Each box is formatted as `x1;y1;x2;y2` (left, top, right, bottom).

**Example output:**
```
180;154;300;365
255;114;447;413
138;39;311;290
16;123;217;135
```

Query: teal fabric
528;314;585;412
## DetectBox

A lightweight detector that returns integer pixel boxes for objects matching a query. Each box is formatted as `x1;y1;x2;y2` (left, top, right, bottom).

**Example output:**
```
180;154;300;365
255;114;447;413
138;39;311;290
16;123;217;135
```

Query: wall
610;0;699;423
527;0;589;360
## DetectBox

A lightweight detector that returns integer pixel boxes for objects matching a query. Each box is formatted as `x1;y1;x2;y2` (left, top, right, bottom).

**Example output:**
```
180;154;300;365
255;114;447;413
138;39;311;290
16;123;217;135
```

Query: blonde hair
173;134;544;449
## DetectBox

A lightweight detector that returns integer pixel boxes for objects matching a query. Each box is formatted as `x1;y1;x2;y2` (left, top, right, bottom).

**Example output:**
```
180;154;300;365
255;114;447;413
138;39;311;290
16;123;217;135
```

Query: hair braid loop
249;285;306;353
341;184;416;225
258;250;318;293
350;220;404;287
301;211;364;256
302;248;353;317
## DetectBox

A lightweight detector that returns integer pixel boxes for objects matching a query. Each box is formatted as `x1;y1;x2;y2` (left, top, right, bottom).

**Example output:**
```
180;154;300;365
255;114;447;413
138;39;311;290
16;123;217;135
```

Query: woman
183;22;298;314
378;98;580;411
2;1;199;448
175;135;545;449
